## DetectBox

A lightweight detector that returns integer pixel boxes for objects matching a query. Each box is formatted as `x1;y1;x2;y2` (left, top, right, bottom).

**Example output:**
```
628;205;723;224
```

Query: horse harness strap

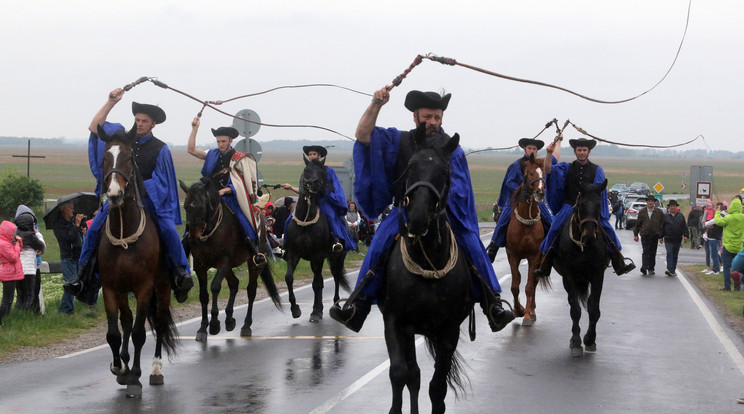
514;197;541;226
105;206;147;249
199;202;224;241
292;196;320;226
399;222;458;279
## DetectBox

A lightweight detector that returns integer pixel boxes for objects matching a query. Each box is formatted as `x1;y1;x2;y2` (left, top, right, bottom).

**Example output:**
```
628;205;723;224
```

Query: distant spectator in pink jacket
0;220;24;326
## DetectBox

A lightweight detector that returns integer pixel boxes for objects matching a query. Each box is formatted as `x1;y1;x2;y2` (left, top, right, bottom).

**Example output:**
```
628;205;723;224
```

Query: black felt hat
302;145;328;159
404;90;451;112
131;102;166;124
569;138;597;150
518;138;545;150
667;199;679;207
211;127;239;139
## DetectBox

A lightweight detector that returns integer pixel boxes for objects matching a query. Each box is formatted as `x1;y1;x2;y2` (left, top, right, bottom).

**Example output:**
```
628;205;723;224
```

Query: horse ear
179;180;189;194
600;179;608;192
302;152;311;166
443;133;460;155
124;122;138;145
97;124;110;142
415;122;427;147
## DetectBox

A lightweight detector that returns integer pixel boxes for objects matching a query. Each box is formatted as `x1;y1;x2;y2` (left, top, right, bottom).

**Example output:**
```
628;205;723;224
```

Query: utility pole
11;139;46;177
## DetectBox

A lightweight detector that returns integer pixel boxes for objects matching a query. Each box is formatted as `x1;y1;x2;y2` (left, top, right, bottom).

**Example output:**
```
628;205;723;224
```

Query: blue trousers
58;257;77;314
705;239;721;272
722;248;737;290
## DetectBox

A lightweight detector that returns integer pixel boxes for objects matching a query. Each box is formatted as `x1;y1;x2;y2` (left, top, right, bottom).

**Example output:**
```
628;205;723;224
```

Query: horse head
575;179;608;245
299;159;327;199
98;123;139;208
401;123;459;238
180;176;221;240
521;154;545;203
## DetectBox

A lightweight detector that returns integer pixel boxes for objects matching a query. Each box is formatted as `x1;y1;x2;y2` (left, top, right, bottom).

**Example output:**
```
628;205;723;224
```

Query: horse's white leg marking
151;357;163;376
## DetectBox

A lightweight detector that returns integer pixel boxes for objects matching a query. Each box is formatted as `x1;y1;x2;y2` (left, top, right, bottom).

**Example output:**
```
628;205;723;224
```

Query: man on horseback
280;146;357;254
330;86;515;333
185;118;267;266
534;138;635;277
485;137;556;262
64;88;194;302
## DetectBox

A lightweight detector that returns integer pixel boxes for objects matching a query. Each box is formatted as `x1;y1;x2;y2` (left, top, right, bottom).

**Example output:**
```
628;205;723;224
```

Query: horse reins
400;222;459;280
567;195;599;252
103;158;147;249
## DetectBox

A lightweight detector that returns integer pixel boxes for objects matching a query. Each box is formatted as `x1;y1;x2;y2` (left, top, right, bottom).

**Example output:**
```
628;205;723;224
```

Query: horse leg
223;268;239;332
583;276;604;352
563;278;584;357
150;281;177;386
241;266;259;337
126;304;149;398
209;268;225;335
385;319;416;414
524;255;539;325
104;289;126;380
309;259;325;323
196;268;209;342
116;295;134;385
507;253;525;319
430;332;460;414
285;255;302;319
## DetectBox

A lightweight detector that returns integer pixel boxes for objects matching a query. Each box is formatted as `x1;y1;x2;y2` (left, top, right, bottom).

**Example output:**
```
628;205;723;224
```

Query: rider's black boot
481;291;515;332
64;255;97;301
610;248;636;276
533;250;555;277
244;236;267;267
331;237;344;253
330;294;372;333
172;266;194;303
486;241;499;263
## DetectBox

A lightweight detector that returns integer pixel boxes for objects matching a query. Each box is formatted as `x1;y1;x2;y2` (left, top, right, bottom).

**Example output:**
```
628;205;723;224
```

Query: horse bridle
102;153;147;248
568;193;600;251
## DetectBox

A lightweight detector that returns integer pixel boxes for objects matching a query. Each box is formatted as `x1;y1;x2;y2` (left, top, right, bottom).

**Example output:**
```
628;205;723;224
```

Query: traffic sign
653;182;664;193
232;109;261;138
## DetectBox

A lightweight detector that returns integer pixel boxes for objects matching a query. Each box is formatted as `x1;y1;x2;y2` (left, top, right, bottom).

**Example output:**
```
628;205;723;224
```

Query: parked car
609;183;630;200
628;182;651;196
622;198;666;229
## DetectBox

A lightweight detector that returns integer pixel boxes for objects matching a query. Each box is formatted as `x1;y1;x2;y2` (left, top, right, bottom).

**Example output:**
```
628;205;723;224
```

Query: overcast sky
1;0;740;151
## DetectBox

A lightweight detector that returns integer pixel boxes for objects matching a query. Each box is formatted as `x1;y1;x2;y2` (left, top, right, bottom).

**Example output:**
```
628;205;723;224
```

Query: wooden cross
11;139;46;177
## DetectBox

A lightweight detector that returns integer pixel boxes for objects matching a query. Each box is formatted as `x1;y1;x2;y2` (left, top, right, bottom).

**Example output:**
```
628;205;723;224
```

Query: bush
0;171;44;220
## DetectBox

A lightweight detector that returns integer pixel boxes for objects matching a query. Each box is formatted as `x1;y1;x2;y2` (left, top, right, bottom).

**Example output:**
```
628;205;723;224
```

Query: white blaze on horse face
107;145;123;195
536;167;544;191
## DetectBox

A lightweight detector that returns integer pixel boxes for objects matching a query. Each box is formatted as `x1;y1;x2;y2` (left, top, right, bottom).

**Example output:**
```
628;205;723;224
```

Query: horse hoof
225;318;236;332
291;305;302;319
522;317;533;326
530;313;536;321
309;312;322;323
570;346;584;357
585;343;597;352
195;331;207;342
116;375;128;385
149;374;164;386
209;321;221;336
126;384;143;398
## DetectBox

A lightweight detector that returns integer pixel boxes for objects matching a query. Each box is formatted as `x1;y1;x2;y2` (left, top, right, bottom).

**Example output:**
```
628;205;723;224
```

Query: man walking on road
633;195;664;275
659;199;688;277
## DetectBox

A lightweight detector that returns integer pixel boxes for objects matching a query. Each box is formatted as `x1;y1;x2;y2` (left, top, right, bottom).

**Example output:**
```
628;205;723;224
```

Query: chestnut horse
96;125;178;398
180;177;282;340
505;155;548;326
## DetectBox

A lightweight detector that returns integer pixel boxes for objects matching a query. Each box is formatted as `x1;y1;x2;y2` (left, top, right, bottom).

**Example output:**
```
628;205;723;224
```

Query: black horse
283;159;350;322
180;177;282;339
380;127;473;414
538;179;610;357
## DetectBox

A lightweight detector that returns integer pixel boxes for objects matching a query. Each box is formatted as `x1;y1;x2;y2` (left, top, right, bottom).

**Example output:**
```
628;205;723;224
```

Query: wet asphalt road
1;228;743;413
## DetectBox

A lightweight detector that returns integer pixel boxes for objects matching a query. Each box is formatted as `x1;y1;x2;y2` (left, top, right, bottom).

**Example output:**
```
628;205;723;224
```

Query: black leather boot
486;241;499;263
481;291;515;332
329;294;372;333
64;255;97;298
331;237;344;253
610;249;636;276
172;266;194;303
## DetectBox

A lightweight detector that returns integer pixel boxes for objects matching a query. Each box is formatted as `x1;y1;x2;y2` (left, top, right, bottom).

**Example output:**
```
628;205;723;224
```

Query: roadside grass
0;245;367;359
682;264;744;331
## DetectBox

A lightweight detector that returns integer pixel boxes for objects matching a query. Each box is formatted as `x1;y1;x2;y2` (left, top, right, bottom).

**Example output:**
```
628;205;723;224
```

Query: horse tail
536;272;552;290
330;254;351;293
148;294;180;358
260;264;283;310
424;338;469;398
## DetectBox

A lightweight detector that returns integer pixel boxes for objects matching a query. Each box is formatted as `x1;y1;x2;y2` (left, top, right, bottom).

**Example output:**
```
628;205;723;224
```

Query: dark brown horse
380;125;473;414
506;155;548;326
180;177;282;340
96;125;178;398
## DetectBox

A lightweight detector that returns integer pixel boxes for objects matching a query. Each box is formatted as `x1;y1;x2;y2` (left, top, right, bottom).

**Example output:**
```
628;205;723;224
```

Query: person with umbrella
53;200;85;314
64;88;193;302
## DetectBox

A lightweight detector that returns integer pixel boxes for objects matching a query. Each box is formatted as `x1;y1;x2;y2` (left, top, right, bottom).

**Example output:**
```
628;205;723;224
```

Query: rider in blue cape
64;89;194;302
533;137;635;277
486;137;555;262
186;118;267;266
281;146;357;253
329;86;515;333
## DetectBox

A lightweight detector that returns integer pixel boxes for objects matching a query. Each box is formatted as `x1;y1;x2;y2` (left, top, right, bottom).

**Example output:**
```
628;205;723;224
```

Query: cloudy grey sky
1;0;740;151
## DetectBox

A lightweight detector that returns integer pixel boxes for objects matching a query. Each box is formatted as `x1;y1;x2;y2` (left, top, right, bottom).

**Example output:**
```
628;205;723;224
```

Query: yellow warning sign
653;182;664;193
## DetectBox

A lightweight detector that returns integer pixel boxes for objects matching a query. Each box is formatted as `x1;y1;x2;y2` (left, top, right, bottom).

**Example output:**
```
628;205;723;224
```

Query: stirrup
332;242;343;253
252;253;267;267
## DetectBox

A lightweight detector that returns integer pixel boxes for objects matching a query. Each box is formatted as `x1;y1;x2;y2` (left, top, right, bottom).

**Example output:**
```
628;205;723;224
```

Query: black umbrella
43;192;100;230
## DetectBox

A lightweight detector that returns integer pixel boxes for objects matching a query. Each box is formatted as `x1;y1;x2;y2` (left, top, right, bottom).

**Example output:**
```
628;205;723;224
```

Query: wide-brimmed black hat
667;199;679;207
211;127;239;139
131;102;166;124
404;90;451;112
644;195;657;202
569;138;597;150
303;145;328;159
518;138;545;150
